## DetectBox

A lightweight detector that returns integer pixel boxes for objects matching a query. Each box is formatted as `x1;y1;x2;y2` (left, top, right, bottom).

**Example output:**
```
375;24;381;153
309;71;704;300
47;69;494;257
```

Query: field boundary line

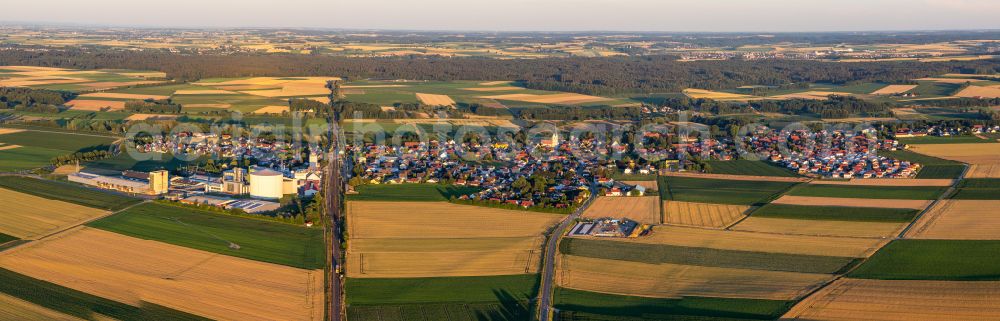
780;164;969;319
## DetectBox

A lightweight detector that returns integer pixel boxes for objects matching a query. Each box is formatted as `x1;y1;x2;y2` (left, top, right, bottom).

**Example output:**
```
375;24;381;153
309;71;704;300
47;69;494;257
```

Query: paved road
325;123;345;321
537;184;597;321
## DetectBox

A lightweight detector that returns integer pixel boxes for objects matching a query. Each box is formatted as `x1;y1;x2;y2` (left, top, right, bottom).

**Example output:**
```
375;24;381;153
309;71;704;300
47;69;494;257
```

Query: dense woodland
2;49;1000;96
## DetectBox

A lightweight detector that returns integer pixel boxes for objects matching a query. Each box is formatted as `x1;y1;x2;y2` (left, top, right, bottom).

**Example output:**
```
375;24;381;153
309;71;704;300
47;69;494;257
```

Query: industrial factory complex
67;159;322;214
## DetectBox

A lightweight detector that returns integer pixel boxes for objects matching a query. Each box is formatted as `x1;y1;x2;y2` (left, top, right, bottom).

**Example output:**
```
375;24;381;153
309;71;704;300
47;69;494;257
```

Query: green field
346;274;539;305
658;176;798;205
950;178;1000;199
87;202;324;269
879;149;966;179
554;288;793;321
0;268;208;321
897;135;991;145
346;274;538;320
787;184;946;200
348;302;533;321
0;176;141;211
750;204;919;222
704;160;799;177
850;240;1000;280
0;232;16;244
560;238;855;274
908;82;961;97
85;152;208;172
347;184;481;202
0;129;117;172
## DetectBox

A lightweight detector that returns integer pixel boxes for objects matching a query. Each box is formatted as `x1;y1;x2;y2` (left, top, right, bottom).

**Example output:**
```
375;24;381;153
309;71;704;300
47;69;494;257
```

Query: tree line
2;49;999;96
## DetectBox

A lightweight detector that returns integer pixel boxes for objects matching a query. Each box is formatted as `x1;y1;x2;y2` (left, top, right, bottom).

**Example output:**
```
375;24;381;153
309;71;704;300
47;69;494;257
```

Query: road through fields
538;184;596;321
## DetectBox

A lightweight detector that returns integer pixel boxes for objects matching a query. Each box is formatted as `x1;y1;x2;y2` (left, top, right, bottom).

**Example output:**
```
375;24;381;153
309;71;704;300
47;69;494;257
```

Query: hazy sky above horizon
1;0;998;32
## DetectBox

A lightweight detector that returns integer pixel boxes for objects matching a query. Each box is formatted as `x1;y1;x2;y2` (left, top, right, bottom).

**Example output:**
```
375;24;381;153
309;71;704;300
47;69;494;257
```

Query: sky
1;0;999;32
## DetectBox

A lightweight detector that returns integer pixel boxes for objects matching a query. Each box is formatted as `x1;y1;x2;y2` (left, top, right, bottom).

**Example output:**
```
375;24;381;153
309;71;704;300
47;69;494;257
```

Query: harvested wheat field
124;114;179;121
65;100;125;111
810;178;954;187
582;197;661;224
253;105;291;114
770;91;853;100
0;78;90;87
0;128;24;135
0;188;108;239
480;93;611;104
733;217;906;238
663;200;750;228
462;86;524;92
871;85;918;95
906;200;1000;240
183;103;231;109
915;77;983;84
79;93;170;100
346;202;561;239
622;180;658;191
0;293;83;321
782;278;1000;321
173;89;239;95
772;195;931;210
614;225;886;258
0;145;21;151
660;171;809;182
479;81;511;86
0;227;324;321
347;236;544;278
954;85;1000;99
557;255;831;300
682;89;760;101
415;93;456;106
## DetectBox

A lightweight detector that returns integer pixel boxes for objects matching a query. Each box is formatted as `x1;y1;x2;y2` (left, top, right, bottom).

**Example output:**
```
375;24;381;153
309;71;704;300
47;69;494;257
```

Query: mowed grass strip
659;176;798;205
787;184;946;200
0;176;140;211
346;274;539;305
951;178;1000;199
850;240;1000;280
0;268;208;321
347;184;480;202
87;202;324;269
554;287;792;321
705;160;799;177
751;204;919;223
560;238;856;274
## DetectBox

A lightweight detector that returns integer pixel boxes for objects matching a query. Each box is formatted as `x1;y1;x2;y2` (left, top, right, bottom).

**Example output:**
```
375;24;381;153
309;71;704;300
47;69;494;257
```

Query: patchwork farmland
344;185;564;320
0;182;327;321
